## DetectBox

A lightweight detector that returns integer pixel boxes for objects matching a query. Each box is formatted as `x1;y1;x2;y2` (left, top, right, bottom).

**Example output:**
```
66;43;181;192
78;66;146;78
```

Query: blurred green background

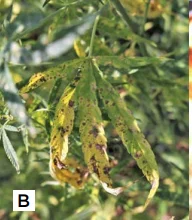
0;0;188;219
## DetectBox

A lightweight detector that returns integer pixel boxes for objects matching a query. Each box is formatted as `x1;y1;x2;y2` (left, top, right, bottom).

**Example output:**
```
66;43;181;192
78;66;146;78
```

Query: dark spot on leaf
89;126;99;138
74;76;81;81
51;147;56;153
54;156;68;169
105;100;109;104
135;151;142;158
58;126;66;137
68;100;74;107
128;128;133;133
103;166;111;175
77;179;83;185
40;76;47;82
53;158;57;166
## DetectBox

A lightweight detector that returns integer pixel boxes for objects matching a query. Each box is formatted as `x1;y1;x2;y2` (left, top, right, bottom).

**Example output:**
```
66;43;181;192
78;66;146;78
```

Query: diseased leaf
50;157;88;189
49;69;84;188
19;58;84;94
2;129;20;173
93;60;159;210
76;60;122;195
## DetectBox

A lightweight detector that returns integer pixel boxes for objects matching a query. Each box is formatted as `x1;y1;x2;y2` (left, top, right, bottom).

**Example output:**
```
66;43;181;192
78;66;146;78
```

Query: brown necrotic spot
53;156;68;169
90;156;99;176
58;126;66;137
53;158;57;166
74;75;81;81
68;100;74;107
103;166;111;175
77;179;83;185
51;147;56;153
76;167;81;173
89;126;99;138
39;76;47;82
134;151;142;158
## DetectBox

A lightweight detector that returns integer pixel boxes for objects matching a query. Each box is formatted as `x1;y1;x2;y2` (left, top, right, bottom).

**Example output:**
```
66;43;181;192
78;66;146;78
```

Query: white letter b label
13;190;35;211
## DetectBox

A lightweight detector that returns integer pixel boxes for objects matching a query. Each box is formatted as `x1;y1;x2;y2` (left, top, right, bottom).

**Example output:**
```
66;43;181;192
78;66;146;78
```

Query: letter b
13;190;35;211
18;194;29;207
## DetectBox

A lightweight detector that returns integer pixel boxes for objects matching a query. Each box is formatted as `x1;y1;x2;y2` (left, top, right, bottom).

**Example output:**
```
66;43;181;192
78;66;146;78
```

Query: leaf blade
2;129;20;173
93;61;159;209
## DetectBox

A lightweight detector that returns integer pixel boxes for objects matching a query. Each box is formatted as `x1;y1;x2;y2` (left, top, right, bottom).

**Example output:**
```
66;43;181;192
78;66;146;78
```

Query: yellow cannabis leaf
77;60;123;195
74;39;86;58
93;60;159;211
49;71;87;188
50;157;88;188
19;59;83;94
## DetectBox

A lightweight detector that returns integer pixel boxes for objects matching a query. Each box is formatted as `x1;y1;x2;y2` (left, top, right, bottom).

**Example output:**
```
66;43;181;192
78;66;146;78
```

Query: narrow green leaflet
77;60;123;195
93;60;159;211
2;129;20;173
98;18;157;47
8;7;66;41
20;125;29;153
4;125;20;132
94;56;170;69
19;59;84;94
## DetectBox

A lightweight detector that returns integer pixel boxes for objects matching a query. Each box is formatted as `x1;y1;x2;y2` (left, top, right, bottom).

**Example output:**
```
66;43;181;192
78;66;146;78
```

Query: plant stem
140;0;151;36
88;15;100;57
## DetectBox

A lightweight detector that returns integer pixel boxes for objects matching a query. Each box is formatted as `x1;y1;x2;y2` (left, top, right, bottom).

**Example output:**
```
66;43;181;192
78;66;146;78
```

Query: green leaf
98;18;156;47
42;0;51;7
4;125;20;132
20;125;29;153
2;129;20;173
7;7;66;41
94;56;171;69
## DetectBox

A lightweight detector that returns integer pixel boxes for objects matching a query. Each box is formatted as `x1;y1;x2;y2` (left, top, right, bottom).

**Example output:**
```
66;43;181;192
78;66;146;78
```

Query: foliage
0;0;188;219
